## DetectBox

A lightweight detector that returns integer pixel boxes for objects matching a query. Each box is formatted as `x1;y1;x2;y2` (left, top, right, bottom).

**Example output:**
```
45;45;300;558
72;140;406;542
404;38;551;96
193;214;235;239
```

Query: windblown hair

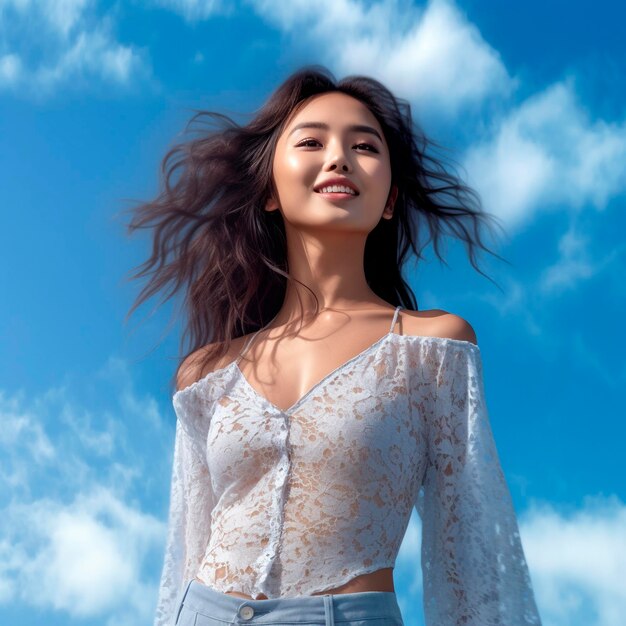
123;64;506;393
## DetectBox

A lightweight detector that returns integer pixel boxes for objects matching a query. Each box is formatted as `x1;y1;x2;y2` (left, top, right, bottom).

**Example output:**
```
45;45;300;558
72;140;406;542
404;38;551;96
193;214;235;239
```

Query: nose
323;140;352;172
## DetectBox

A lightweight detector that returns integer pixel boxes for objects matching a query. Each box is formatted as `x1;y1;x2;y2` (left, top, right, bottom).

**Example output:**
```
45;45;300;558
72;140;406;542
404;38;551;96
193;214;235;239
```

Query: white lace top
154;306;542;626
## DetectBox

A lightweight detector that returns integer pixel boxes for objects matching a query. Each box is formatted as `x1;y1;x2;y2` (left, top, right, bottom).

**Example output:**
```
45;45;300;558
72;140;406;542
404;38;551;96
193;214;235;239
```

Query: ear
265;195;279;213
382;184;398;219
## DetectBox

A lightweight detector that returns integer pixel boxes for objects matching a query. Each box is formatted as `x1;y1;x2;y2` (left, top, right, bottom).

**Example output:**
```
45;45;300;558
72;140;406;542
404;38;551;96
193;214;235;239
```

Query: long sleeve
154;413;215;626
415;342;542;625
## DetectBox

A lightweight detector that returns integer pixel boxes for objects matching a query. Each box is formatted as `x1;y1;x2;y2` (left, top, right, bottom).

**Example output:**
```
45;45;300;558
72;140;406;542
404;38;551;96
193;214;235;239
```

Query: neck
270;228;390;325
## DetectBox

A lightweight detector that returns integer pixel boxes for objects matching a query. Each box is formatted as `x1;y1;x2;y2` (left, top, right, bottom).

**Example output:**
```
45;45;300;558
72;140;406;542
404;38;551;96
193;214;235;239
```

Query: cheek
369;158;392;182
274;155;316;195
284;155;308;178
367;163;392;200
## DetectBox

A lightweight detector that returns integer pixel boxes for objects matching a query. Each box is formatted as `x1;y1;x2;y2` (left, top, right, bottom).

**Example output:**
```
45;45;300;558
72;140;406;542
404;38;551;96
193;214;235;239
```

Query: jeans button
239;605;254;619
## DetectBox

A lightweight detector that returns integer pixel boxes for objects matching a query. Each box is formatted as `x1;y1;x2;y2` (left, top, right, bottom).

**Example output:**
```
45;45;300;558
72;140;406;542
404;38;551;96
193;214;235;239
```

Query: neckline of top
173;330;479;403
232;305;404;413
235;329;392;414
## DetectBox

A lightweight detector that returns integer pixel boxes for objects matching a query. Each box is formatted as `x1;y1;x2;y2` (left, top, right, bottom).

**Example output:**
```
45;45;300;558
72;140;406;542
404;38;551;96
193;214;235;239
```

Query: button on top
239;605;255;619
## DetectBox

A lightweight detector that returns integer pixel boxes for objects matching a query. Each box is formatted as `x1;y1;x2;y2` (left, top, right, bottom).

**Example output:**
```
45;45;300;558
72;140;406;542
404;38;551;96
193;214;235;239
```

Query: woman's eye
297;139;321;147
296;139;379;153
355;143;379;153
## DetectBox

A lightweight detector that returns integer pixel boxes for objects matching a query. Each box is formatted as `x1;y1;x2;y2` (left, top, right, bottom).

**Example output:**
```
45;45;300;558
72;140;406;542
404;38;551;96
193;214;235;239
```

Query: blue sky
1;1;624;625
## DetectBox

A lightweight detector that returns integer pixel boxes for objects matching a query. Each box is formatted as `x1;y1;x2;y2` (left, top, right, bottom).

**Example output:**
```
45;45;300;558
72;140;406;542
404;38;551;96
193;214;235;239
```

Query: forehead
282;92;383;136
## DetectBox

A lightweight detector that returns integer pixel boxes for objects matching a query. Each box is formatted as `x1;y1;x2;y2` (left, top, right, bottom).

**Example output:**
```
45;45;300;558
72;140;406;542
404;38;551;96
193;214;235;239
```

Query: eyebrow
287;121;383;142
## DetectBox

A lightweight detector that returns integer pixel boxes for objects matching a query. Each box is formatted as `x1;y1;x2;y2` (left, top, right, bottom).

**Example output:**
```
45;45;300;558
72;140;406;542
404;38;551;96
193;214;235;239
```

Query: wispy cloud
0;0;151;96
152;0;233;21
468;210;626;357
0;53;22;82
538;219;625;295
38;0;91;39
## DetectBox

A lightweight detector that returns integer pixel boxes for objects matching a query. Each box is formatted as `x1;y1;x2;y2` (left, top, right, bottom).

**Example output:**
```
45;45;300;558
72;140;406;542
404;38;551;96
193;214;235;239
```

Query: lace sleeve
154;412;215;626
415;342;542;625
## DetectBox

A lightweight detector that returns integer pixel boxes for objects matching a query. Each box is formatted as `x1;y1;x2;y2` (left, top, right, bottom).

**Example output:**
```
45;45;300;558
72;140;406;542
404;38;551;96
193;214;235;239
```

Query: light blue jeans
173;579;405;626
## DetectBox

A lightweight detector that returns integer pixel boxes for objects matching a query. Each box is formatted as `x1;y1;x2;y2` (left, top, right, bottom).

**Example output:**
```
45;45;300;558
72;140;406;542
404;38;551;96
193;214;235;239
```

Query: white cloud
521;495;626;626
463;78;626;230
248;0;515;114
0;0;151;94
6;489;164;618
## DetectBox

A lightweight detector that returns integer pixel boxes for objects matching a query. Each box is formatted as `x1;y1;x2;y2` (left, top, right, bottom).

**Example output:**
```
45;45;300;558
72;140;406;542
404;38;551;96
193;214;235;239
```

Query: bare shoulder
400;308;478;345
176;336;247;392
176;345;216;393
433;311;478;345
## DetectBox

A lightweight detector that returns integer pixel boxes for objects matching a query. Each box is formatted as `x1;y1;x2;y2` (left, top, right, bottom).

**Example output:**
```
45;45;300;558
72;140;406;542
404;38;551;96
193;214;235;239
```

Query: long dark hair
122;64;506;392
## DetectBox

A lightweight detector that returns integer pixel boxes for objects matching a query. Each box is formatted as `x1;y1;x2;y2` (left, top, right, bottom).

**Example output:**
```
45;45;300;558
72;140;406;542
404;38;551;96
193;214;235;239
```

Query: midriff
194;567;395;600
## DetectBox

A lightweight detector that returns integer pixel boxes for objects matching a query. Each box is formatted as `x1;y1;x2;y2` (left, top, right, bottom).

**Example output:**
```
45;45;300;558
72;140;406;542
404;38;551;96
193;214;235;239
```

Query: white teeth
318;185;356;195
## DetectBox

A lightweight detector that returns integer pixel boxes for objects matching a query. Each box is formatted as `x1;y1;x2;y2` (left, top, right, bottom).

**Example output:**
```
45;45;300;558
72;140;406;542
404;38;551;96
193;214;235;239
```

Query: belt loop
323;594;335;626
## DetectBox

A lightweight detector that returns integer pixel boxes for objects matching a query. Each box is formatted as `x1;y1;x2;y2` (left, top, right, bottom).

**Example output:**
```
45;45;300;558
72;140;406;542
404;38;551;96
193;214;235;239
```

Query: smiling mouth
314;190;359;199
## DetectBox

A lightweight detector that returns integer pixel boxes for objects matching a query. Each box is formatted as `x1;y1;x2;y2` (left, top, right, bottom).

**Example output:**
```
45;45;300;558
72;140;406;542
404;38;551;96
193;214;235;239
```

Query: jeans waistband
178;579;403;624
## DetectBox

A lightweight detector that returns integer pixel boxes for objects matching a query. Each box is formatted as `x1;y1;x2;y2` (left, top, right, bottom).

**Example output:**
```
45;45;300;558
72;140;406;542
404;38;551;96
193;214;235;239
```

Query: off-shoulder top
154;305;542;625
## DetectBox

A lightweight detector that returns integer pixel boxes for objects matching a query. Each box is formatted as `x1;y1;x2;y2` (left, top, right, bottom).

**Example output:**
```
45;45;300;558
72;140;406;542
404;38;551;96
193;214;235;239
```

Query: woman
126;65;542;626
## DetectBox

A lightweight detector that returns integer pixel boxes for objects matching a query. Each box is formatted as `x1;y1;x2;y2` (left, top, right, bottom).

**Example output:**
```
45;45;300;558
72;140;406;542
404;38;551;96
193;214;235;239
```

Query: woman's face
266;91;397;232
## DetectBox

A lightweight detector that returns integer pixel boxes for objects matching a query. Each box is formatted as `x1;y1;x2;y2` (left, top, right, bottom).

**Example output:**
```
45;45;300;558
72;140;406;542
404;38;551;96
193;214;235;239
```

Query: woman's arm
154;417;215;626
415;341;542;625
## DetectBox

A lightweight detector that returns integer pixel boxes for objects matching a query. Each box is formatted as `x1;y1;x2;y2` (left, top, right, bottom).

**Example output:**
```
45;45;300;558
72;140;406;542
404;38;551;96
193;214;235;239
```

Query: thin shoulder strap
236;312;281;364
389;305;403;333
236;328;263;364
